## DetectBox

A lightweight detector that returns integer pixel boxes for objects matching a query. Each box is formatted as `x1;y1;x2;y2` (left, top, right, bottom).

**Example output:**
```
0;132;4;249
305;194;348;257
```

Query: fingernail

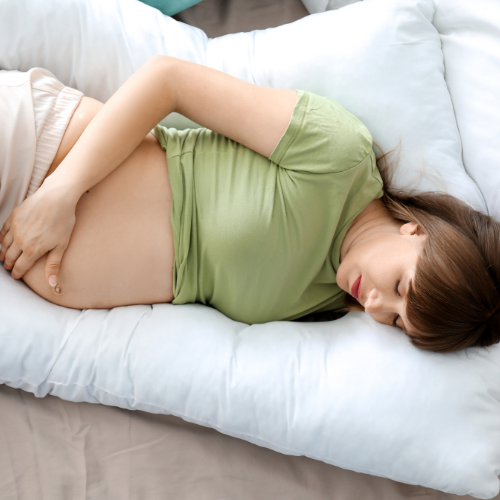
49;275;57;287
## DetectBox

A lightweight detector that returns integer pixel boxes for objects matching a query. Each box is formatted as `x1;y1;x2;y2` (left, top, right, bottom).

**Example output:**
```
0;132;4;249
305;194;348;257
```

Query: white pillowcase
0;0;209;130
0;0;499;498
0;0;487;211
431;0;500;220
207;0;487;212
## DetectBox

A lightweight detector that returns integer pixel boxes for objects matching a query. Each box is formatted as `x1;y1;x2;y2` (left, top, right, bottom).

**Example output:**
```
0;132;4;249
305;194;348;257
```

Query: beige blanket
1;1;498;498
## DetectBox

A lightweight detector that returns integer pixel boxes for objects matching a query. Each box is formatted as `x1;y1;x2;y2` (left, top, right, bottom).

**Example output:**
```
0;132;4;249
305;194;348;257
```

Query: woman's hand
0;180;79;287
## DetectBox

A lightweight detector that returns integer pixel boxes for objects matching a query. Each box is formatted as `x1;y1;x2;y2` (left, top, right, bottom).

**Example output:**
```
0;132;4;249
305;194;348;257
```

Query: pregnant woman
0;56;499;353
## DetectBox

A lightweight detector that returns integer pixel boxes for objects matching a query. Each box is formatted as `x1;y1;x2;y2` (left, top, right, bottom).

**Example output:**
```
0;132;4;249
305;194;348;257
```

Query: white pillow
431;0;500;220
0;0;499;498
1;266;500;500
0;0;209;130
207;0;488;211
0;0;486;211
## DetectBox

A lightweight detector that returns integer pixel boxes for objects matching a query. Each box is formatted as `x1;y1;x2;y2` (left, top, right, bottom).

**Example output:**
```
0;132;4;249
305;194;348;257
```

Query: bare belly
22;96;175;308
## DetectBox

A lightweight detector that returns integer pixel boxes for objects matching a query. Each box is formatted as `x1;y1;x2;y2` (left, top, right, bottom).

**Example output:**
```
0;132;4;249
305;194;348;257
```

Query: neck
339;198;399;262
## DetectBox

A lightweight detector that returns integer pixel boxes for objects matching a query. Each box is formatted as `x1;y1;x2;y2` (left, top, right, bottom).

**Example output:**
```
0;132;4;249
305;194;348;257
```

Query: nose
363;287;396;316
364;289;395;326
363;287;403;327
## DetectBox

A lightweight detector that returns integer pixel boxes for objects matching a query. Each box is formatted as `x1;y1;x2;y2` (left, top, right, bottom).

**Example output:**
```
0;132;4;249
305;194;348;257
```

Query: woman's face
337;222;427;334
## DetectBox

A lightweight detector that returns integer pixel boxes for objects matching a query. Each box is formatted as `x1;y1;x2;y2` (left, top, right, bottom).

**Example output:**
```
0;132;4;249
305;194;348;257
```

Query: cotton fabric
0;68;83;229
153;90;383;324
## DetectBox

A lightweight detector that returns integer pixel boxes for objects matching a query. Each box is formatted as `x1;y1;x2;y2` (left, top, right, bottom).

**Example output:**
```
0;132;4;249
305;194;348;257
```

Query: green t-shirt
152;89;383;324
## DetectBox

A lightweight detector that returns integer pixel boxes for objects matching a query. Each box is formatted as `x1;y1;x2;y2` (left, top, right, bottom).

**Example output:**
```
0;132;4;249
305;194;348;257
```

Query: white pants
0;68;83;229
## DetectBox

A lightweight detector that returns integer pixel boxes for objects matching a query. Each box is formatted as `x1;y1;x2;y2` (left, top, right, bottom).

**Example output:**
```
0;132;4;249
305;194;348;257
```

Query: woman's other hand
0;181;78;288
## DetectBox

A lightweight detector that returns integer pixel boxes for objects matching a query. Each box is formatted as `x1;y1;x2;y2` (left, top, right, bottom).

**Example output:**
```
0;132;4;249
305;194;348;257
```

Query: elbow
147;54;177;68
145;55;179;79
146;54;180;79
145;55;180;110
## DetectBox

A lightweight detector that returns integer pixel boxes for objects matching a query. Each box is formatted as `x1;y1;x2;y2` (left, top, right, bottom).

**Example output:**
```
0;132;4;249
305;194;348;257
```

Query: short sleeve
269;90;374;174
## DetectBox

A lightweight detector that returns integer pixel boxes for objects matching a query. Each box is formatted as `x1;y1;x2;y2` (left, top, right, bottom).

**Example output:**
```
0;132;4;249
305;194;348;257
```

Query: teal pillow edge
139;0;203;17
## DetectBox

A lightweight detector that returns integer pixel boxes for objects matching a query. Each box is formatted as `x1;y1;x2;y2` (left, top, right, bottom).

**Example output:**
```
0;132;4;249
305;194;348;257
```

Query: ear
400;221;425;236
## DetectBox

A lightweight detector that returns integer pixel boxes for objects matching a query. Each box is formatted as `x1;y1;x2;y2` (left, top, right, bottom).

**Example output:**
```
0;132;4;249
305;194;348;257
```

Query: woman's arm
44;55;297;198
0;56;297;284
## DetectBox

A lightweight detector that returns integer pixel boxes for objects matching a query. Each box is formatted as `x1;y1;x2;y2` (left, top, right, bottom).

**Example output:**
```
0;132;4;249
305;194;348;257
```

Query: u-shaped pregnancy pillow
0;0;499;497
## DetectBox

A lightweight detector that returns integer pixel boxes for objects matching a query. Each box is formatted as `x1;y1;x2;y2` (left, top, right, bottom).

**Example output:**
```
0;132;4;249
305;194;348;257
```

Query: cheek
337;245;371;292
337;251;360;293
338;240;395;289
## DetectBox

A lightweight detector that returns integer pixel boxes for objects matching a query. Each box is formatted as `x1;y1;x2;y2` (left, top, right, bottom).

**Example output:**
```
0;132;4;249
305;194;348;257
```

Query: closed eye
393;280;401;327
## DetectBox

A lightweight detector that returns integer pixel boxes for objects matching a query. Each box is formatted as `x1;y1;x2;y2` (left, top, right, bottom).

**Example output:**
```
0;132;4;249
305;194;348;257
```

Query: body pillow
1;264;499;500
0;0;498;497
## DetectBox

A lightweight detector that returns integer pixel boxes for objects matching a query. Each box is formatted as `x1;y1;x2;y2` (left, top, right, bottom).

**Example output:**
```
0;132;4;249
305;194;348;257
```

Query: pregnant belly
22;96;175;309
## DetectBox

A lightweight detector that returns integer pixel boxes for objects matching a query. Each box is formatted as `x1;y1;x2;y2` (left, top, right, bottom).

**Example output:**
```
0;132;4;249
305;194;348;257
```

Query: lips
351;276;362;300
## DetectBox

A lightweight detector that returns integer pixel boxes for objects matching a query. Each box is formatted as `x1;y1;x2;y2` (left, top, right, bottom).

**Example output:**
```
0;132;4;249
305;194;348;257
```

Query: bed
1;0;499;499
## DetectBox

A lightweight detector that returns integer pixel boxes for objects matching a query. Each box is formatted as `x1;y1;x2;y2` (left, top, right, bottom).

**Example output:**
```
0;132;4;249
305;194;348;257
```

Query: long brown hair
295;144;500;354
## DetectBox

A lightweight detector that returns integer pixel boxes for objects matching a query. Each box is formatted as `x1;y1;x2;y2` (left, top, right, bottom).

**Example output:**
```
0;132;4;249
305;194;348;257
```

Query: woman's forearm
42;55;179;200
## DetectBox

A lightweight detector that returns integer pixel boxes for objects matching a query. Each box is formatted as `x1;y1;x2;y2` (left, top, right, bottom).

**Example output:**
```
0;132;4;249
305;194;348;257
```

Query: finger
44;246;66;287
0;230;14;262
10;244;43;280
3;242;23;273
0;217;11;245
2;234;23;271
